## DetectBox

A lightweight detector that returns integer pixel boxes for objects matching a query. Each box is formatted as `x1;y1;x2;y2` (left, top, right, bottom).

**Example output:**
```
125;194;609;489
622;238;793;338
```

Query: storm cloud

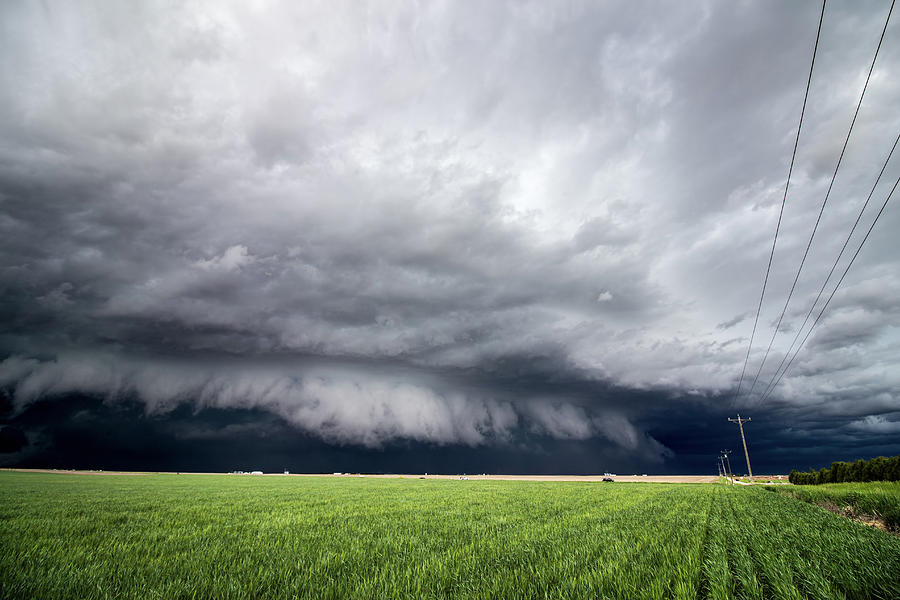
1;1;899;472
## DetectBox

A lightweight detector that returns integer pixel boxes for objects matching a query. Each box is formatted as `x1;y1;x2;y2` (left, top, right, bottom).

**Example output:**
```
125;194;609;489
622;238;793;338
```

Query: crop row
767;481;900;531
1;473;898;599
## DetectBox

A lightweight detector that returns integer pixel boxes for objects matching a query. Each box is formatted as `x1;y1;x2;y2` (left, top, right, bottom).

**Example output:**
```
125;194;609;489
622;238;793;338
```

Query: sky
1;1;899;475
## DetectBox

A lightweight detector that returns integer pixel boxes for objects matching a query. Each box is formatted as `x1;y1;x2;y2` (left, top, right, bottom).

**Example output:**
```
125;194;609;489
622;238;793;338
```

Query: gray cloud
0;352;670;461
717;313;750;331
848;414;900;434
1;1;899;461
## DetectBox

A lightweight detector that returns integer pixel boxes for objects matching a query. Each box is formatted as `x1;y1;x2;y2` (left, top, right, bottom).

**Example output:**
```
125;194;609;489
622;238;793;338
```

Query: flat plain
1;472;898;599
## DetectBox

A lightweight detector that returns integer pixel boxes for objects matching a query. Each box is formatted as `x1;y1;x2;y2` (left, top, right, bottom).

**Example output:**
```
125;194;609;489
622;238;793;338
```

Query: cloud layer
1;1;899;466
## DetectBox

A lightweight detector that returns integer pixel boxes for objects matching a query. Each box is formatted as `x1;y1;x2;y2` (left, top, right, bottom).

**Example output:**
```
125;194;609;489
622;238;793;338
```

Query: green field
1;473;898;599
767;481;900;531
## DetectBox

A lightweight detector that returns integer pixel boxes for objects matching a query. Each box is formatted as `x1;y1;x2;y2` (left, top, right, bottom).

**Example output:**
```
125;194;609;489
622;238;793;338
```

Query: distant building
251;470;263;475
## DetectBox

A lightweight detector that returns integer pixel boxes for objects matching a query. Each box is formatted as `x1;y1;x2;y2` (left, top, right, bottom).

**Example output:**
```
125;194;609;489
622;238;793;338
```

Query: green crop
767;481;900;531
1;472;898;599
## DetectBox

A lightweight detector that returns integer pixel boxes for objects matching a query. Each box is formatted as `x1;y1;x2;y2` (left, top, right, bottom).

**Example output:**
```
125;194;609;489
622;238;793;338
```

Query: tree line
788;454;900;485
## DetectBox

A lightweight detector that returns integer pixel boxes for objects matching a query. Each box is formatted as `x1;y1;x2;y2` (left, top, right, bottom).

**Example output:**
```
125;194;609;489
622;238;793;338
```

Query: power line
755;129;900;402
734;0;826;399
759;169;900;403
745;0;895;398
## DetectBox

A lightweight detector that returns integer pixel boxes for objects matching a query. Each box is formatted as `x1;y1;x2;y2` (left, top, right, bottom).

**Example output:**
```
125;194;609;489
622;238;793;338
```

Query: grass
766;481;900;531
1;472;899;599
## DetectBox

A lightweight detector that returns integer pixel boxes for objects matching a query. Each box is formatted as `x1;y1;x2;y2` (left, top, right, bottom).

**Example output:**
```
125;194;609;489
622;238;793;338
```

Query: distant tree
862;460;875;482
831;462;847;483
788;454;900;485
890;455;900;482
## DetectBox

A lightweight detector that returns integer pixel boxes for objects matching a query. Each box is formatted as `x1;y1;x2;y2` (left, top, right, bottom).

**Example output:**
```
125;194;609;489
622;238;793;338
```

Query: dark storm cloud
1;1;899;471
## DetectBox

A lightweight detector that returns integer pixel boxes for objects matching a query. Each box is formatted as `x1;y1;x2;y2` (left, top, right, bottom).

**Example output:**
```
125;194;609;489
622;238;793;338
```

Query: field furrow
1;473;898;599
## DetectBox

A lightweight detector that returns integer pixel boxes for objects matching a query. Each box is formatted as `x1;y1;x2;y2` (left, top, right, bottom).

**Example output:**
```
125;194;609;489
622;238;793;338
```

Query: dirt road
3;469;724;483
348;474;721;483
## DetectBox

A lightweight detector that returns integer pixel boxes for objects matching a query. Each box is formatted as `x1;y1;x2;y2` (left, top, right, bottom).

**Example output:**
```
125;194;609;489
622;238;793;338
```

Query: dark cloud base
3;392;896;475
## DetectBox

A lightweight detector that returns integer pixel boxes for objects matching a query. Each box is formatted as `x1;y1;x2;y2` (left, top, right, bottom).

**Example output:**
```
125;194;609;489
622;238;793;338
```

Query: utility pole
728;414;753;480
721;449;734;485
718;454;728;484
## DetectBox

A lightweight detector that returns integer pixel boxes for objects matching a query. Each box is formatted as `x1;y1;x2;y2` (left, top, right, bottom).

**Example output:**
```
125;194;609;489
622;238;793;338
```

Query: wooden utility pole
717;454;728;485
721;449;734;485
728;415;753;479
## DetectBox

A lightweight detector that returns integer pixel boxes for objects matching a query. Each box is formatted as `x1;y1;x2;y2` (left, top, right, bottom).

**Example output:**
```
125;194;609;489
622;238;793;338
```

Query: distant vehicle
459;476;469;480
251;471;263;475
602;477;614;482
